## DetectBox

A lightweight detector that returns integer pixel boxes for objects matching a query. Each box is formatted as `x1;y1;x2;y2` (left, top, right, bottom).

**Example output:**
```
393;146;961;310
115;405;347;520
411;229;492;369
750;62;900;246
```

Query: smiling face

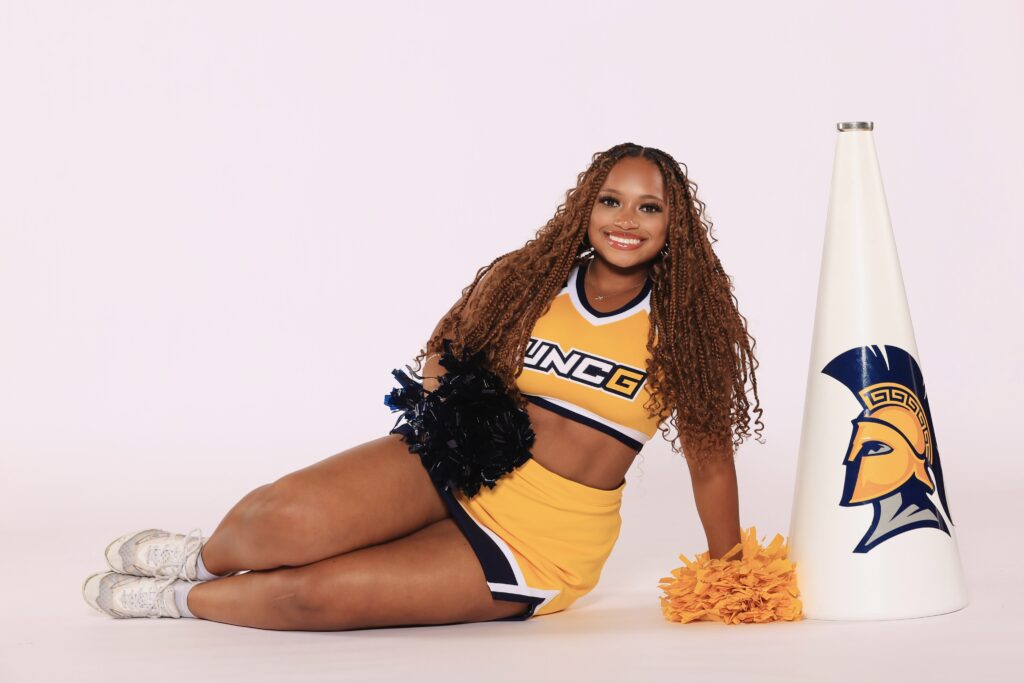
587;156;670;269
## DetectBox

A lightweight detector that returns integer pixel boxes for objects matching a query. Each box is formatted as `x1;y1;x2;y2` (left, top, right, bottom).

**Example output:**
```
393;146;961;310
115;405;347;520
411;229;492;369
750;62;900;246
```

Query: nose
615;219;639;229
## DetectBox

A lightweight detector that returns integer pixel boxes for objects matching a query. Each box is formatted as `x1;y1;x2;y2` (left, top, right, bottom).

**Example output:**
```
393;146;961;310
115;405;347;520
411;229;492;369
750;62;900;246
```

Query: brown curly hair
410;142;765;469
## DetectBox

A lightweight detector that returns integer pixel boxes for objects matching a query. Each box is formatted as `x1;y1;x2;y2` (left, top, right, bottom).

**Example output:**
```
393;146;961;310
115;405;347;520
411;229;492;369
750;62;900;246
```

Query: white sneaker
105;528;206;581
82;571;186;619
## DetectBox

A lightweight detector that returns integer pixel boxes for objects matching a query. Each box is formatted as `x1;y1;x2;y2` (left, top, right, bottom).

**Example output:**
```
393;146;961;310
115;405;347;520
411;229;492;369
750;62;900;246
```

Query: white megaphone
788;121;968;619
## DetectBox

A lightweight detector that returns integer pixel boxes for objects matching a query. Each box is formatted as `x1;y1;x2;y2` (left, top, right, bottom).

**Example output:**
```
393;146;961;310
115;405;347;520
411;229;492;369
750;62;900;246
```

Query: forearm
688;459;742;559
421;320;449;392
421;351;444;392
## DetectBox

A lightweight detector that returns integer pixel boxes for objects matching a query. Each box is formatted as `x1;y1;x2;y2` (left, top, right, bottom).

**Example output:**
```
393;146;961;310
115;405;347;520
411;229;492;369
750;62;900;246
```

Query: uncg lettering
524;338;646;400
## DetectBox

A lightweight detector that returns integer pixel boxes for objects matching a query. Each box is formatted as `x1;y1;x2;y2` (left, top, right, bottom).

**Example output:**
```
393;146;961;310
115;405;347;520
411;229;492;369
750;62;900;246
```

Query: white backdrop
1;1;1021;680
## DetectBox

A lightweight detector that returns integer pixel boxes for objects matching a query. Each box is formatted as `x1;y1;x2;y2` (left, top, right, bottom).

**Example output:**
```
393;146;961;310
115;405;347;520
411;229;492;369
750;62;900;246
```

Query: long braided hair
409;142;765;468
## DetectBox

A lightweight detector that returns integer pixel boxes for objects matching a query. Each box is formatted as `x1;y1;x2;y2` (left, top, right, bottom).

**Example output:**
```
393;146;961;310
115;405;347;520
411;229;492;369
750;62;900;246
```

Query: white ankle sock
196;547;229;581
173;580;200;618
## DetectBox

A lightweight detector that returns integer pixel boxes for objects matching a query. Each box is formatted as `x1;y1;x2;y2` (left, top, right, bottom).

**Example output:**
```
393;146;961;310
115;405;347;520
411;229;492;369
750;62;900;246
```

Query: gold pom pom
657;526;803;624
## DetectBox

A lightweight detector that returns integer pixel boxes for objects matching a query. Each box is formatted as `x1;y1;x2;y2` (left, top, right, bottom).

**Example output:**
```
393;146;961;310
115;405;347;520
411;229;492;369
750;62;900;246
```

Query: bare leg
187;518;532;630
199;434;450;576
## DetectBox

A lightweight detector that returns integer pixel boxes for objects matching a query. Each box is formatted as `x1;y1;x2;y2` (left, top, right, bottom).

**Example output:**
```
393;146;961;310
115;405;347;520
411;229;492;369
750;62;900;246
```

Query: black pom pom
385;339;535;497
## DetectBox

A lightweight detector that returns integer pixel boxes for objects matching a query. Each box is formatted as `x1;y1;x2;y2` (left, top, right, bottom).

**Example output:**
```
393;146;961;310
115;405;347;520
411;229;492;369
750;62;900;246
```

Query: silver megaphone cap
837;121;874;131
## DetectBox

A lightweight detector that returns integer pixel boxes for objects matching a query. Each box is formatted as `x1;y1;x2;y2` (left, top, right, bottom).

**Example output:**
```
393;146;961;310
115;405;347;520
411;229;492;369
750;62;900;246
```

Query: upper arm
685;447;736;482
422;265;499;390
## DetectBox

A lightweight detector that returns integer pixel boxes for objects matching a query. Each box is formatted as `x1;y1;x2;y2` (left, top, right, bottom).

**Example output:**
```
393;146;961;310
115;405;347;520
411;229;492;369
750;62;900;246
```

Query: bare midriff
525;401;639;491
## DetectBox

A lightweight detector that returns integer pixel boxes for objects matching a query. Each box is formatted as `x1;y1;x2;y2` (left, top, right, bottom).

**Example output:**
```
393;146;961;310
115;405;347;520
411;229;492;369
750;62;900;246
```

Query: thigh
256;434;451;566
283;517;531;629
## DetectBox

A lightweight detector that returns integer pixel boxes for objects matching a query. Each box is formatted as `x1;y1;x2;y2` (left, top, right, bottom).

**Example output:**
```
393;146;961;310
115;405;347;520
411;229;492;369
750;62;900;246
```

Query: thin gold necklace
585;264;646;301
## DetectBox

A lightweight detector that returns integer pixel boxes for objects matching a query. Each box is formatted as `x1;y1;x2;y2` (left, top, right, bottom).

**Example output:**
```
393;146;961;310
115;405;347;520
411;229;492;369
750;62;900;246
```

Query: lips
604;230;646;250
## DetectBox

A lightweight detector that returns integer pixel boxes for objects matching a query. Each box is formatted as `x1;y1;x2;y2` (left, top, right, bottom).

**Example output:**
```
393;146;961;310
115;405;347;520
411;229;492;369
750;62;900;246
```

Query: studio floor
1;489;1015;683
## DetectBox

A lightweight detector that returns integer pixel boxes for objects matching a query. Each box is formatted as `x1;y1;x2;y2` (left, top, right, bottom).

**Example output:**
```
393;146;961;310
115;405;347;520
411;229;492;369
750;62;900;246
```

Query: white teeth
608;234;641;246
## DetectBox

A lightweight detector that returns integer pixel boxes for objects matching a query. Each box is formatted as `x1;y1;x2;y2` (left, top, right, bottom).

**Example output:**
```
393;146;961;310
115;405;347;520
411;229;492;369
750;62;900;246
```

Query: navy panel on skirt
389;421;542;621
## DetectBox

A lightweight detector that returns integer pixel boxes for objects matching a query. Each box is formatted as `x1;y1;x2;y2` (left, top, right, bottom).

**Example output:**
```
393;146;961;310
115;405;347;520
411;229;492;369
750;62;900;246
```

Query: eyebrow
600;188;665;202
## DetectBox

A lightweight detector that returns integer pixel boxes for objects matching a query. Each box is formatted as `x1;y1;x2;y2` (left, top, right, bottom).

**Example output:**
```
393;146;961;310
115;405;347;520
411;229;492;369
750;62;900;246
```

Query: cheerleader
83;142;764;629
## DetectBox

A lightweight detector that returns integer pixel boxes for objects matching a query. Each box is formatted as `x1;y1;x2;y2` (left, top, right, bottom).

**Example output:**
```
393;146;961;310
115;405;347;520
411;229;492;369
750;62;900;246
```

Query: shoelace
151;528;204;582
120;580;177;619
129;527;205;618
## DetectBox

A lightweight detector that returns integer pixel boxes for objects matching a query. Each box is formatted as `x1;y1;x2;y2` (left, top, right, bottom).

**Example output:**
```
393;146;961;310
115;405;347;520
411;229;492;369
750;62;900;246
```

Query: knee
285;568;362;629
236;478;318;550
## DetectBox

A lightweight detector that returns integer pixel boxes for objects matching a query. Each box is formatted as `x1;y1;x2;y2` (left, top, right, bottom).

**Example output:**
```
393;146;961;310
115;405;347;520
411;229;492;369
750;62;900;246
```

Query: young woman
83;142;764;629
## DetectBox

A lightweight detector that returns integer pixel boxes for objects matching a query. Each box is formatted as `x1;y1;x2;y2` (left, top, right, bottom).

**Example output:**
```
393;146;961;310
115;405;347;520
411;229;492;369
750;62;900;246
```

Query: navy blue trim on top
525;395;644;451
576;259;652;318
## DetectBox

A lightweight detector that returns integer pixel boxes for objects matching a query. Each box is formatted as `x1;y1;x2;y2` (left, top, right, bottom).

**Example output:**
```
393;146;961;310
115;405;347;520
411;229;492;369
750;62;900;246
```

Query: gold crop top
515;260;661;451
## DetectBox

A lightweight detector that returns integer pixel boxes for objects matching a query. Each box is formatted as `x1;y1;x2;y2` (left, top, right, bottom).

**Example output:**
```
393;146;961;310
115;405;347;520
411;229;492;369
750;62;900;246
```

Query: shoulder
460;264;502;322
466;256;516;302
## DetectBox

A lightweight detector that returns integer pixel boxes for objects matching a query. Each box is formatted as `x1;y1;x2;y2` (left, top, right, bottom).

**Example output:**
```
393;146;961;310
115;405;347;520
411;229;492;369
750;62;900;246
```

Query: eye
598;196;663;213
859;441;893;457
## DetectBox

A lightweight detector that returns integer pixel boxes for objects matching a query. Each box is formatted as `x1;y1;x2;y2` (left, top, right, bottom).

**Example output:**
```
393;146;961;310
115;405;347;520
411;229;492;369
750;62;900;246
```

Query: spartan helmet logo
822;345;954;553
